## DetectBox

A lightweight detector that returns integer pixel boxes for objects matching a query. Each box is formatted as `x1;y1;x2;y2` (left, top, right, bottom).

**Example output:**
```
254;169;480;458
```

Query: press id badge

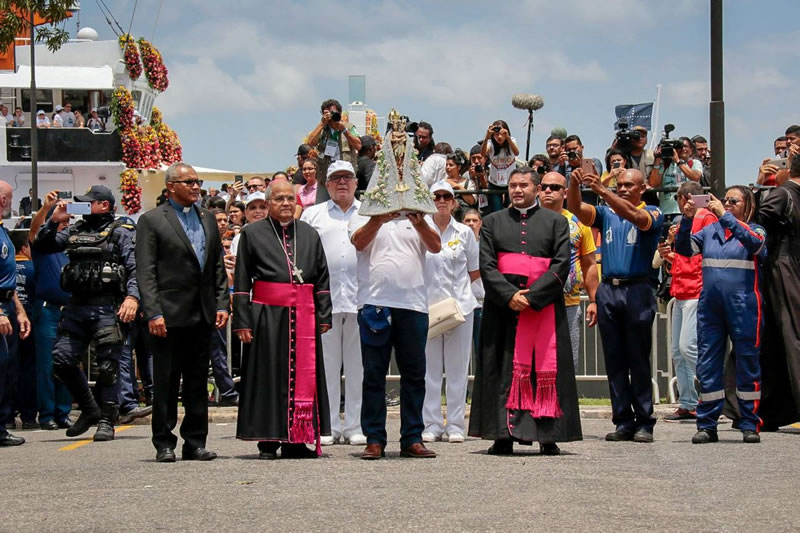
478;194;488;209
324;140;340;160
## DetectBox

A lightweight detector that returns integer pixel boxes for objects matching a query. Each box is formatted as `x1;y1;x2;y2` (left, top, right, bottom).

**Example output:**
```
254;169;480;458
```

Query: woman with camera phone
674;186;767;444
601;149;628;188
480;120;519;212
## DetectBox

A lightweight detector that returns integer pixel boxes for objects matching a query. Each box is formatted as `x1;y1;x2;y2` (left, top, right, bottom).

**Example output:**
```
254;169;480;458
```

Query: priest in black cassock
468;168;582;455
233;180;332;459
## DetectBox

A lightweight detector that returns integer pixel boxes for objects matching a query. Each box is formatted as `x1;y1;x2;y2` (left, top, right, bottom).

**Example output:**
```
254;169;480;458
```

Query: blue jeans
359;307;428;449
32;302;72;424
671;298;699;411
118;319;154;412
210;327;237;399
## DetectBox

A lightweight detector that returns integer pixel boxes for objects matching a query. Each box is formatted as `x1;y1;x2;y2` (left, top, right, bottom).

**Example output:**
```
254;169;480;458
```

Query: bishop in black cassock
233;181;332;459
468;169;582;455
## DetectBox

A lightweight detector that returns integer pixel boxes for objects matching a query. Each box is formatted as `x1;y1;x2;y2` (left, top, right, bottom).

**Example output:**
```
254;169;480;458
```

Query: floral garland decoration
137;38;169;92
362;150;390;207
365;109;382;144
110;86;134;130
150;106;183;165
119;168;142;214
118;34;142;81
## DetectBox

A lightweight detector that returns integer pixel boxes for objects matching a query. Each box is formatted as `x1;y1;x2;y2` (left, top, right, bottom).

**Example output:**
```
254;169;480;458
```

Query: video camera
658;124;682;164
615;119;643;152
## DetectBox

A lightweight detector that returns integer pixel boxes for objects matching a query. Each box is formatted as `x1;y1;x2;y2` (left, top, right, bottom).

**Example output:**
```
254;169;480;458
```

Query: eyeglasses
722;197;741;206
247;183;262;190
328;175;355;183
546;143;561;149
271;195;296;204
541;183;564;192
433;193;454;201
172;179;203;187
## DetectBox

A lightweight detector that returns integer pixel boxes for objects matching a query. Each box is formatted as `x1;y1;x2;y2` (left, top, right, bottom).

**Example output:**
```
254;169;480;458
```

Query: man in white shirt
52;105;64;128
0;105;12;126
301;161;368;447
420;142;451;187
350;187;441;459
60;103;75;127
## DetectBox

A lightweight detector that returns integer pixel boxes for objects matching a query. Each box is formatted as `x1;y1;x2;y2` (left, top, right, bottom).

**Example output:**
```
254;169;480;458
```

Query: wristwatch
678;160;687;166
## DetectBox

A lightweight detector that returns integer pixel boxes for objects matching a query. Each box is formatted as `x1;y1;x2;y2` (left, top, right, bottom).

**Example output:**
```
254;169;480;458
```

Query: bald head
622;169;644;185
0;181;12;218
541;172;566;186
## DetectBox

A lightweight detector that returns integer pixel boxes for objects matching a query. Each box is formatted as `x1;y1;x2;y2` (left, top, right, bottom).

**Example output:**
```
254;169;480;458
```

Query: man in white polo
301;161;367;446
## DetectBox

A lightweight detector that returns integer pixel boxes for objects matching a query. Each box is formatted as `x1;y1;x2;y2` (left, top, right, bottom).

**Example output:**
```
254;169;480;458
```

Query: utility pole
29;3;39;212
709;0;725;198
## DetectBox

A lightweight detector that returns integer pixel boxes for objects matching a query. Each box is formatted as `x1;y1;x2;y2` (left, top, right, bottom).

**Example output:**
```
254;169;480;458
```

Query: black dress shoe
0;433;25;446
280;444;317;459
156;448;176;462
487;439;514;455
56;418;73;429
692;429;719;444
182;447;218;461
118;405;153;425
539;442;561;455
21;421;39;430
633;428;654;443
40;420;60;430
605;429;635;442
258;450;278;460
219;396;239;407
742;430;761;443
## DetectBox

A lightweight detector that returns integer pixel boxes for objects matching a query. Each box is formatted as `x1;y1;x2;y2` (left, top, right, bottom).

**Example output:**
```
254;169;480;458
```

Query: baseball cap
430;181;455;195
296;144;313;157
55;104;63;112
245;191;267;205
359;135;376;149
91;107;98;113
326;160;355;179
36;110;45;116
74;185;115;206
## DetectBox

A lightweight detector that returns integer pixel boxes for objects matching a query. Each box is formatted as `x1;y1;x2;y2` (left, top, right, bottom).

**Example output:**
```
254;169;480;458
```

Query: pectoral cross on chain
293;266;304;284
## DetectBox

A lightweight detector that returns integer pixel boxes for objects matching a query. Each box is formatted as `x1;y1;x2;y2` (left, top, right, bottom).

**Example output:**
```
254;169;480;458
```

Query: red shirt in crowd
671;208;718;300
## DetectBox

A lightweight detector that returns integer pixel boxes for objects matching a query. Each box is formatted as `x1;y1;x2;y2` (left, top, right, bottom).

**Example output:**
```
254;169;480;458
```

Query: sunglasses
722;197;741;206
328;175;355;183
172;179;203;187
433;193;454;201
541;183;565;192
247;184;262;190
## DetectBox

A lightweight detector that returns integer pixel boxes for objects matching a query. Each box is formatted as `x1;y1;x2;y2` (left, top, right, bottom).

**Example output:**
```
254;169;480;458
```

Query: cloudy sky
70;0;797;183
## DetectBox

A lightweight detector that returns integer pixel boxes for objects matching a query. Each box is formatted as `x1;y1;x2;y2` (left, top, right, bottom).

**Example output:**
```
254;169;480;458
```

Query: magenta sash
497;253;562;419
252;280;320;453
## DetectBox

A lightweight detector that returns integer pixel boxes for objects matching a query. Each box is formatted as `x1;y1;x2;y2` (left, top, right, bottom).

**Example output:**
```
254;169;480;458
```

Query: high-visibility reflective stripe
736;389;762;401
699;390;725;401
702;258;755;270
690;241;701;255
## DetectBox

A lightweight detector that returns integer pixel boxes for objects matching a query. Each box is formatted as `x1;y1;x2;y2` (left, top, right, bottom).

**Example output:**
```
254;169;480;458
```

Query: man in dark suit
18;189;41;216
135;162;229;463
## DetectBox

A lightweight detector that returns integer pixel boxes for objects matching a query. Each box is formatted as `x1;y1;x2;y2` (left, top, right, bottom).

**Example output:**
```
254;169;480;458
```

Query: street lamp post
29;4;39;212
709;0;725;198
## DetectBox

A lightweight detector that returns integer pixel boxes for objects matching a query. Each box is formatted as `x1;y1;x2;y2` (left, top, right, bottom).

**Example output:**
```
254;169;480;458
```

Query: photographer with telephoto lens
306;99;362;204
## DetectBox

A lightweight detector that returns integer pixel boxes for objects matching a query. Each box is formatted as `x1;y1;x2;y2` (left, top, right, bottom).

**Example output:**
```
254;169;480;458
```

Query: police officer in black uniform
34;185;139;441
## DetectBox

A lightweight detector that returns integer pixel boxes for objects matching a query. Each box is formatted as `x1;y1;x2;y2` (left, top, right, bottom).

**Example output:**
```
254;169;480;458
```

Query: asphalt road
2;417;799;532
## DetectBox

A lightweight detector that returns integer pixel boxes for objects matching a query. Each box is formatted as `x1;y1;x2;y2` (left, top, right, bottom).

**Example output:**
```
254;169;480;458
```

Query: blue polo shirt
590;202;663;278
0;226;16;291
31;249;71;306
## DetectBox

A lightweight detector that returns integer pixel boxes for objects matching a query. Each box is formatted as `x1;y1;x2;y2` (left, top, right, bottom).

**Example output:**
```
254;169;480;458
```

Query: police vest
60;220;130;296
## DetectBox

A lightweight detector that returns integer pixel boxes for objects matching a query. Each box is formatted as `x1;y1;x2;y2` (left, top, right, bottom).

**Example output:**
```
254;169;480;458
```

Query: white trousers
423;311;474;437
321;312;363;438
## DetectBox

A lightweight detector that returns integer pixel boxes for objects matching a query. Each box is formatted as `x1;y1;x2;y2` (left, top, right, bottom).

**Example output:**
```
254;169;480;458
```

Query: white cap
55;104;63;112
326;160;355;179
245;191;267;205
91;107;98;112
430;181;455;196
37;110;45;115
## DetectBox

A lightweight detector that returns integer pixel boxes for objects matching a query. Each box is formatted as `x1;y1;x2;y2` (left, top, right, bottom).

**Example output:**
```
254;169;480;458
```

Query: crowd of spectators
2;97;799;454
0;102;107;132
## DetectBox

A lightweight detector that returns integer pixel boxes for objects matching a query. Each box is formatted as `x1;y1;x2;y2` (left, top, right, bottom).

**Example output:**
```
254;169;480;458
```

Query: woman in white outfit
422;182;480;443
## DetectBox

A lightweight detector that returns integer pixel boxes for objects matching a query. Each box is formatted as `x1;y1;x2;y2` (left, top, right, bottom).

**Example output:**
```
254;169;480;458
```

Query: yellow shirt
561;209;597;307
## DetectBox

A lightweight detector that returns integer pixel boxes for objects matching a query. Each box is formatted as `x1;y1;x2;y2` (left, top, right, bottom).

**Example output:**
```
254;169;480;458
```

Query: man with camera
545;135;568;176
466;144;491;216
649;129;703;217
691;135;712;187
563;135;603;186
34;185;139;442
307;99;362;204
414;121;435;162
612;124;655;179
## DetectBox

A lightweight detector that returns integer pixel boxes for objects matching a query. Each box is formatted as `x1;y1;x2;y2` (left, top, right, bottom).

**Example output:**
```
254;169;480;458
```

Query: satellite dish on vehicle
77;27;99;41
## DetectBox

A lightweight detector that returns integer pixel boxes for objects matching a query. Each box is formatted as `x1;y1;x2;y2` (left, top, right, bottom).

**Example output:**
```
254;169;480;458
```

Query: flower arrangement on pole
150;107;183;165
119;168;142;214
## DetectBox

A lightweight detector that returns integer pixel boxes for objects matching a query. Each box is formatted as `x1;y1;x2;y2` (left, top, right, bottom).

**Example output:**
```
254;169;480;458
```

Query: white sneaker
320;436;336;446
346;433;367;446
422;431;441;443
447;433;465;443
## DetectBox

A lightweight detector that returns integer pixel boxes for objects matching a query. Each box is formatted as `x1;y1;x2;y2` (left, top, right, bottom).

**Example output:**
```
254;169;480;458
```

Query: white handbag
427;297;465;339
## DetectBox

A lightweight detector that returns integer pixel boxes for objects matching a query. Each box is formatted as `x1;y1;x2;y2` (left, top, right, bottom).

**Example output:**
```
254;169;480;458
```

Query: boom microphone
512;93;544;111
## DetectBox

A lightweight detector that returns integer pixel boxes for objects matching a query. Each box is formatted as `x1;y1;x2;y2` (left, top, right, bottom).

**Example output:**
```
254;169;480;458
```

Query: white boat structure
0;26;165;216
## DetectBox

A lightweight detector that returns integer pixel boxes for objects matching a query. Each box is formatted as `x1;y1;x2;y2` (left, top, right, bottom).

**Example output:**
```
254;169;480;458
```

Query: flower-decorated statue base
359;110;435;216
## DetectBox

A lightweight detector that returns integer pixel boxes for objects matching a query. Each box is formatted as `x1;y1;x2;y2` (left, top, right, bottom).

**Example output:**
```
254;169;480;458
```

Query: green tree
0;0;77;53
